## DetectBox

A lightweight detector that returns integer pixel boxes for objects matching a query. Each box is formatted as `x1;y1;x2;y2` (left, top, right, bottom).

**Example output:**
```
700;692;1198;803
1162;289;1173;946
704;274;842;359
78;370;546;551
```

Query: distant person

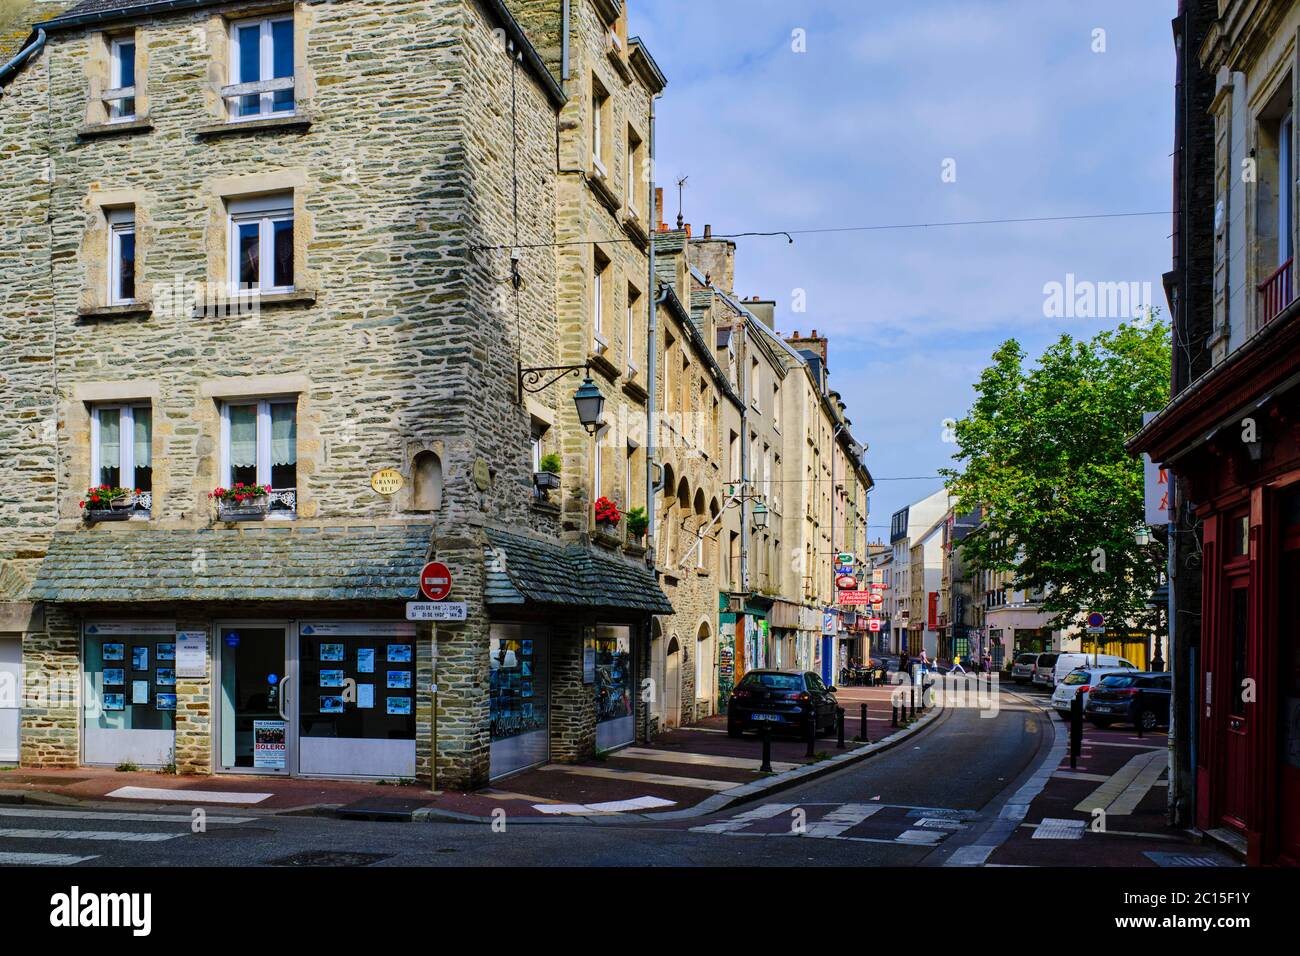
951;654;967;676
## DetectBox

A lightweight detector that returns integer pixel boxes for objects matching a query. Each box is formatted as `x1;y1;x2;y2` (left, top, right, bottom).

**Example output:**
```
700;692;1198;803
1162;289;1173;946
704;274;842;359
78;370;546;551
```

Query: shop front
82;621;176;768
489;623;549;779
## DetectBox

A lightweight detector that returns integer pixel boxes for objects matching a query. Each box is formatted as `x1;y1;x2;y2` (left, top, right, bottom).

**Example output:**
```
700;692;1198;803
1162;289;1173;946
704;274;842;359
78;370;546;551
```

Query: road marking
0;807;254;824
533;796;676;814
0;851;98;866
805;804;881;838
0;827;181;843
616;747;800;772
1073;749;1164;814
107;786;272;804
896;828;943;845
691;803;796;834
1051;771;1110;782
945;845;995;866
540;765;735;792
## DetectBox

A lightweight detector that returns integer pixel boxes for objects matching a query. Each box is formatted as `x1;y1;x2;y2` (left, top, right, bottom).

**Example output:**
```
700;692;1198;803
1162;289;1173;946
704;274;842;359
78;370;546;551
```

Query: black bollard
891;703;899;727
759;726;773;773
805;709;816;758
836;707;846;749
1136;709;1144;739
860;702;869;743
910;687;916;718
1070;692;1083;770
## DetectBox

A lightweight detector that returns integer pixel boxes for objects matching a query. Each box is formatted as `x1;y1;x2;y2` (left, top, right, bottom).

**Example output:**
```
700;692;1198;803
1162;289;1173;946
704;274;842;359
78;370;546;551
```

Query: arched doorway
696;621;714;716
665;636;681;728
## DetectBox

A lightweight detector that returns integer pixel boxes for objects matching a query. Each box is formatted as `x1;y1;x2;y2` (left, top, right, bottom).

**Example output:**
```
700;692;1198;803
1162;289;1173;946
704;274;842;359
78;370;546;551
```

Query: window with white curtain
220;398;297;512
90;404;152;513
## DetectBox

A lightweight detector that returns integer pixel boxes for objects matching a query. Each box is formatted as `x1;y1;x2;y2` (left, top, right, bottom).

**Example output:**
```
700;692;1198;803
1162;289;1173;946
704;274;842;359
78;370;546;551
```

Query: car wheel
1088;717;1113;728
1139;709;1159;731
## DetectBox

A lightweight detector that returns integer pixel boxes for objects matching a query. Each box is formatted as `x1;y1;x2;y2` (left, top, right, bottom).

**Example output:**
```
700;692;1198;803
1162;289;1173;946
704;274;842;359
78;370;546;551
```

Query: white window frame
218;398;297;503
89;403;151;508
228;15;295;120
593;262;604;335
227;193;294;295
626;130;640;214
107;208;136;305
626;286;639;374
591;84;607;178
109;37;137;122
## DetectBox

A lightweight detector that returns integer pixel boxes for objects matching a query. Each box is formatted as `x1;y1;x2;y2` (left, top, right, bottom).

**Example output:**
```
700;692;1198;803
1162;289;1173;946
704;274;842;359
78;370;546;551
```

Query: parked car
1031;652;1061;687
1048;652;1138;686
1084;672;1172;730
1050;666;1138;717
726;669;838;738
1011;653;1038;684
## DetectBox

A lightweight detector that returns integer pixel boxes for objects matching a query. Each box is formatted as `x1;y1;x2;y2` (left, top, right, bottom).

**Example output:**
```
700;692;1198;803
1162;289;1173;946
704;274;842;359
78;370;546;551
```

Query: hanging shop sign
371;468;405;496
419;561;453;601
836;574;858;590
837;553;855;566
869;618;882;632
837;590;872;605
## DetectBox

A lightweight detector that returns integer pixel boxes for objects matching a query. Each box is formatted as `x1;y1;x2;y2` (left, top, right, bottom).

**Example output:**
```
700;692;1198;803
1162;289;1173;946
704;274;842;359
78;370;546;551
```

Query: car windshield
1016;654;1036;665
1099;674;1137;688
740;672;804;691
1038;654;1059;666
1062;669;1091;685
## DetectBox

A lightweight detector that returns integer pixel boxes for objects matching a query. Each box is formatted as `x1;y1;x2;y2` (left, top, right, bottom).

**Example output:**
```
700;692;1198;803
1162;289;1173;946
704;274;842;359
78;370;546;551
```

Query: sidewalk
0;683;936;822
984;717;1240;867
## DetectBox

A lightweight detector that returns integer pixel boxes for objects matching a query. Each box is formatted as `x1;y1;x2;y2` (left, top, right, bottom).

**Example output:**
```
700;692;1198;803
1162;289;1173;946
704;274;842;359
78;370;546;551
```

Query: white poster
253;720;287;770
176;631;207;679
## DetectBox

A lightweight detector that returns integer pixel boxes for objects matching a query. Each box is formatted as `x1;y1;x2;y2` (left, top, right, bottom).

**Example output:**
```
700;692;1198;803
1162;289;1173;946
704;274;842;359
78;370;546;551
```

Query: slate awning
484;528;673;614
27;525;433;603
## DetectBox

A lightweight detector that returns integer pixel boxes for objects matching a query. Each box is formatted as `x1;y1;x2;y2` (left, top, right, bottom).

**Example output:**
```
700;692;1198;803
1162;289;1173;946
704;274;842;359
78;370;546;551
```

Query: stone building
0;0;670;790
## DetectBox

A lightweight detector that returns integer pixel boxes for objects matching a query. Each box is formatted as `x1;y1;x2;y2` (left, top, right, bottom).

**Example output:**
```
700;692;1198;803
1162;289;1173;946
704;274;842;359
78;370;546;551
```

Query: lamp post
518;362;606;434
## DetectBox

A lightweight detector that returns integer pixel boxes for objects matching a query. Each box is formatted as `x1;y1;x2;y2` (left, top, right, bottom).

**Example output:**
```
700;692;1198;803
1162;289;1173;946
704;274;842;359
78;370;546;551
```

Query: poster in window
156;643;175;661
103;643;125;662
103;693;125;711
386;696;411;715
387;644;412;663
357;647;375;673
253;720;287;770
155;668;175;687
131;646;149;671
320;695;344;714
357;684;375;709
131;680;149;705
386;670;411;689
319;669;345;688
156;693;177;711
320;643;345;662
103;668;124;687
521;680;533;698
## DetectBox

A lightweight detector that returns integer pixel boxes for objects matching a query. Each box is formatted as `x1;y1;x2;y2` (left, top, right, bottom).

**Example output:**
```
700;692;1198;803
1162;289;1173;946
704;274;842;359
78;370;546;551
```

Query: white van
1043;652;1137;686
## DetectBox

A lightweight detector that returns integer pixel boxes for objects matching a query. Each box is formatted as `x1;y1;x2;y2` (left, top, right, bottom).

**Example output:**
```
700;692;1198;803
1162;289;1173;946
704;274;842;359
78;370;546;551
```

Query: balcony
1257;257;1294;326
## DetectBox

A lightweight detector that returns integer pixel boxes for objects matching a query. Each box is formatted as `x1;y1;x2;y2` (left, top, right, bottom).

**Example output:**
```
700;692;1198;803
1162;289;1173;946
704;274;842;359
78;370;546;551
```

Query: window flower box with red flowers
80;485;139;522
593;495;621;532
210;483;272;521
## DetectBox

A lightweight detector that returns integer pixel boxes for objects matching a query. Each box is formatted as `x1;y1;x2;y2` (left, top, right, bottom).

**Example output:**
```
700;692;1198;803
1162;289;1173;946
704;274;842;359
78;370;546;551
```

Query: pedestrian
951;653;966;676
920;648;930;674
897;651;909;682
983;653;992;674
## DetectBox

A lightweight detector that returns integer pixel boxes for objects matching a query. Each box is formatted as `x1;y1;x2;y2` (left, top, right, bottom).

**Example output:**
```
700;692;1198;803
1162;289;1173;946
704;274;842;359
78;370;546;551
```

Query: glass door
218;624;293;774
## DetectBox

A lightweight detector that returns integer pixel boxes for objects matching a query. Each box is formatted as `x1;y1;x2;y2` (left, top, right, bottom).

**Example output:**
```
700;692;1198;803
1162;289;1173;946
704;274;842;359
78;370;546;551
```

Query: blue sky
632;0;1175;538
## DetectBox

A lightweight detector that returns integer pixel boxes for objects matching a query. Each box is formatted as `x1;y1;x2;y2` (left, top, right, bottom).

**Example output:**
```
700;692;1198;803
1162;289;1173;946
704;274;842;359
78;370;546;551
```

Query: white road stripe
0;828;181;843
805;804;882;838
0;851;98;866
0;807;254;825
107;786;271;804
691;802;797;833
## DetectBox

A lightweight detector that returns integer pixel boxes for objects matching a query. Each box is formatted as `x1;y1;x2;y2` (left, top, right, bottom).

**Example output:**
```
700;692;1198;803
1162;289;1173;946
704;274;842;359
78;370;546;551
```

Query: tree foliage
941;320;1171;632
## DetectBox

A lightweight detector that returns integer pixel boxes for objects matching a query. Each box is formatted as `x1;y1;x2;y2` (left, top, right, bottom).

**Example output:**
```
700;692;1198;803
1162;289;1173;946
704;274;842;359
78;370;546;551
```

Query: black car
726;669;838;738
1084;671;1172;730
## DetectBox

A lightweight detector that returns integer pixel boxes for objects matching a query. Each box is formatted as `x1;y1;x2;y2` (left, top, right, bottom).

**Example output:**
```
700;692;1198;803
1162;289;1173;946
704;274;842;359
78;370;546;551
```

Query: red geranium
594;496;621;525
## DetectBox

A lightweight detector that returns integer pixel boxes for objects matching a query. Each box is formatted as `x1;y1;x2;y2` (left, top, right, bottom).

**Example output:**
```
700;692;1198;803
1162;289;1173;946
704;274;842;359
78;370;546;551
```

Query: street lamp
752;500;769;530
1134;524;1152;547
572;377;606;434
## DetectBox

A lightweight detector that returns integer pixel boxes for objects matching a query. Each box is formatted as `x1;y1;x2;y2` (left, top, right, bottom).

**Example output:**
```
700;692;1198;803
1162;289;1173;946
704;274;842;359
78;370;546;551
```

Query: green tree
941;319;1171;633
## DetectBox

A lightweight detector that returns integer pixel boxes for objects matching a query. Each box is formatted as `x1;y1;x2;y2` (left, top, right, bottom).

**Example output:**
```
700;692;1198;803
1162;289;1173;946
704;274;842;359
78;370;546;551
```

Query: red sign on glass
419;562;452;601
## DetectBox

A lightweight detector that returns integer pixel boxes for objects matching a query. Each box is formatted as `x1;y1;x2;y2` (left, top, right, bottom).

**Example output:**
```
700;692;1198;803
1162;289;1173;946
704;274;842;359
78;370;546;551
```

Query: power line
471;210;1172;252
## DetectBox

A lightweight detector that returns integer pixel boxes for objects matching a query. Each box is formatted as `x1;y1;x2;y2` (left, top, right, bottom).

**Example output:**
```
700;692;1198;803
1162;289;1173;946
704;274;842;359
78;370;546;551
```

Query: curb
413;692;950;826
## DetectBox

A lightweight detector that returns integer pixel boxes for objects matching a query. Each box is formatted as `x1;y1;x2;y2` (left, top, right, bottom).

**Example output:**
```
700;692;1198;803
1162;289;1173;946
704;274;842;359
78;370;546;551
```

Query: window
591;80;608;176
90;404;152;513
1281;110;1293;266
228;194;294;295
772;382;780;430
220;399;297;512
107;208;136;305
750;359;760;410
626;285;639;372
228;16;295;119
626;127;642;211
593;424;608;499
108;38;136;122
592;251;608;341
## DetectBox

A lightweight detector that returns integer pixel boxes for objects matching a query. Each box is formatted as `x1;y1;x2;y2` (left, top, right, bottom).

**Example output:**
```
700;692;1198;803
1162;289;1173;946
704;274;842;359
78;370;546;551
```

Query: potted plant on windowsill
210;483;272;520
80;485;138;522
593;495;621;534
625;506;648;542
534;452;562;493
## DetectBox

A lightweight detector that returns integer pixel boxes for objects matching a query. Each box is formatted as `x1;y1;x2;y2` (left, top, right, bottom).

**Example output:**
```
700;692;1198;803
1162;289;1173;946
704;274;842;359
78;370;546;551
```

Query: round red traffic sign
420;561;453;601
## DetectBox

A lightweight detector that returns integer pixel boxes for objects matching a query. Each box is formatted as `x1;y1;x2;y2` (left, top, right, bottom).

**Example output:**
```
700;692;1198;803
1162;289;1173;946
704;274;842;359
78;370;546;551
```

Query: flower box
80;486;138;522
533;471;561;491
210;484;272;521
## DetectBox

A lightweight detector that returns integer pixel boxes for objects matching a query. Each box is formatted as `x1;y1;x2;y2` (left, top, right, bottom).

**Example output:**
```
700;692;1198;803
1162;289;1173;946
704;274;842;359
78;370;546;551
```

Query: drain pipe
646;91;661;555
0;29;47;91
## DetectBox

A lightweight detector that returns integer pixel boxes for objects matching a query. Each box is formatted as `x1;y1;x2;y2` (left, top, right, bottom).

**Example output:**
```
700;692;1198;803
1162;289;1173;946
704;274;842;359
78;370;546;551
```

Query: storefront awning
484;528;673;614
27;525;434;603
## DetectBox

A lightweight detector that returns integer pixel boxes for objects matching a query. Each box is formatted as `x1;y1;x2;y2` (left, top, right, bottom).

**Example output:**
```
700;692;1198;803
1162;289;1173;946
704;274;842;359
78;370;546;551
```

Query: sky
631;0;1175;540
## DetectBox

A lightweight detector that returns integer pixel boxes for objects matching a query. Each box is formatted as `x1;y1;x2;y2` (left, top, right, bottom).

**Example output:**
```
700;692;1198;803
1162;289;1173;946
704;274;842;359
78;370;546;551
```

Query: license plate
752;713;782;721
1092;704;1113;712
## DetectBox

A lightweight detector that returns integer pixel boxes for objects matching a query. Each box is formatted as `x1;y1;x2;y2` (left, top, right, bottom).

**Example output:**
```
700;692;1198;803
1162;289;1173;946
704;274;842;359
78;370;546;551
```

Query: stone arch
411;450;443;511
665;634;682;728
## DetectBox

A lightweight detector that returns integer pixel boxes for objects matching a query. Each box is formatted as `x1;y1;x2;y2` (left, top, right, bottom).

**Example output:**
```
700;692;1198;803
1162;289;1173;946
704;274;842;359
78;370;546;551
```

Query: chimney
704;224;712;239
655;187;664;230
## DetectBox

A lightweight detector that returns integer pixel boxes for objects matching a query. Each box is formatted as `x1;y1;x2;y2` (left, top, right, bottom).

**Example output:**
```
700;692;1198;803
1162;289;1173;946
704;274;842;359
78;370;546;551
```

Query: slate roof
28;524;433;603
55;0;183;18
484;527;672;614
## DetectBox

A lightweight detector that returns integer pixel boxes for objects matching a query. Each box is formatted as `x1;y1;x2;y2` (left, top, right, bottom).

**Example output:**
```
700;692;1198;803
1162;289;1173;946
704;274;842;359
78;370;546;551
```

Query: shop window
227;15;295;119
219;398;297;513
228;193;294;295
297;631;416;758
1231;513;1250;557
594;625;634;748
91;403;152;515
82;625;176;767
490;625;549;778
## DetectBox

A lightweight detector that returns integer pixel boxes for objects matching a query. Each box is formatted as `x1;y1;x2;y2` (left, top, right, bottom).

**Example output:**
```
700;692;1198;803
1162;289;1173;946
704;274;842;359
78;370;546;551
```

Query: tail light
787;692;810;702
732;689;751;699
1079;686;1091;694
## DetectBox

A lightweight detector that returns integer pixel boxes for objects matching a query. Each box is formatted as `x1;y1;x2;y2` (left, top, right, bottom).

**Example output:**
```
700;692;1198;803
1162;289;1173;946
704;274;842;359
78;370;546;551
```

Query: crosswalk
691;801;975;846
0;805;255;866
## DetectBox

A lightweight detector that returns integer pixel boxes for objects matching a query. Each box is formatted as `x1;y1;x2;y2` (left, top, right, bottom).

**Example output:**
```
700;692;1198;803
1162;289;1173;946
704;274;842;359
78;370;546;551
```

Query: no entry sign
419;561;452;601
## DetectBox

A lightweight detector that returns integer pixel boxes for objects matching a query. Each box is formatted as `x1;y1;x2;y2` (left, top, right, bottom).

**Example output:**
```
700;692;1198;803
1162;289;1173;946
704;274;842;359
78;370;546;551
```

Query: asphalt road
0;683;1053;868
